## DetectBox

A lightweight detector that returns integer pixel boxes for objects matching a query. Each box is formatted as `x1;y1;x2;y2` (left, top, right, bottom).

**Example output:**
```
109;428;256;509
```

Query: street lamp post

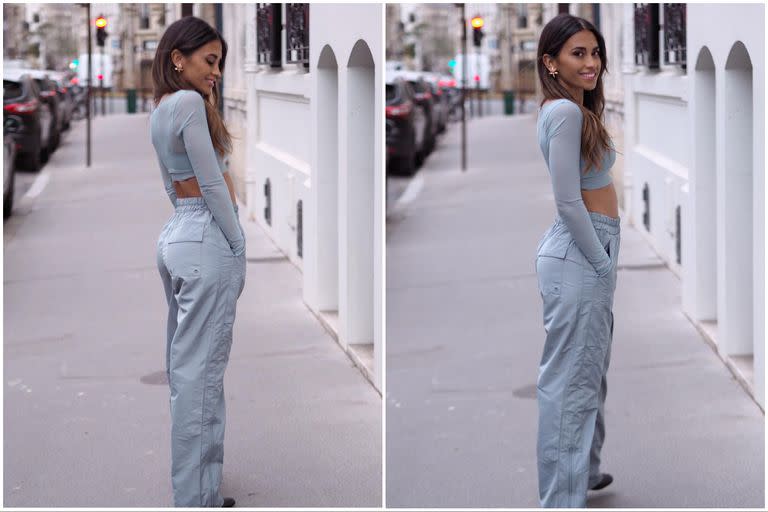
77;3;92;167
458;4;467;171
96;15;108;116
471;15;484;118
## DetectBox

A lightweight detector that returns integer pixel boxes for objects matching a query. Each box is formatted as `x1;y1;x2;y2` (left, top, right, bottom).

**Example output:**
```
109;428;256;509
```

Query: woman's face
172;39;223;95
545;29;601;100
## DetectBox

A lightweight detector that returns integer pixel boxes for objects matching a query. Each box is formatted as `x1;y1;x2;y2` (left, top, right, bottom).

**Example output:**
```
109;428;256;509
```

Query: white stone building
221;4;383;392
622;3;765;408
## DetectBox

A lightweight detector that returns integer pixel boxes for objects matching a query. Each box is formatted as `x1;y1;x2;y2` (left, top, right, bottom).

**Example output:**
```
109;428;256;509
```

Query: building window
635;4;686;70
139;4;150;29
257;3;282;68
663;3;686;69
634;3;660;69
592;4;601;31
285;4;309;67
181;4;193;18
517;4;528;29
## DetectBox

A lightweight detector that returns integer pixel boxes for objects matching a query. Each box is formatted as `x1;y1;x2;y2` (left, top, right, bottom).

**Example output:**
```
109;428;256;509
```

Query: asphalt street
4;113;381;507
385;114;765;508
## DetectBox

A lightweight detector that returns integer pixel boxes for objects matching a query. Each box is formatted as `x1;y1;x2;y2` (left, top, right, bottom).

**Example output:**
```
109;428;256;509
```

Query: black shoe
222;497;236;507
589;473;613;491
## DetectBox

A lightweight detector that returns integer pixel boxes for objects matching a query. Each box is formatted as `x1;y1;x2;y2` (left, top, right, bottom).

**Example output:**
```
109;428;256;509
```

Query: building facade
222;3;383;392
622;3;765;408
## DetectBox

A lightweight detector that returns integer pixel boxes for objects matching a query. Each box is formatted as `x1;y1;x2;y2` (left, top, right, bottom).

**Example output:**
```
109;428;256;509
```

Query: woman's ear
170;49;184;69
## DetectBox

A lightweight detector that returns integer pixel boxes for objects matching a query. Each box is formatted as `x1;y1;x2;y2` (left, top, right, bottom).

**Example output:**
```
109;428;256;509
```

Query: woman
534;13;620;508
150;16;245;508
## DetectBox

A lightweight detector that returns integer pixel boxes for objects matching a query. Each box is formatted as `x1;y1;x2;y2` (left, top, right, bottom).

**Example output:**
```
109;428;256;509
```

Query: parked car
3;69;53;171
386;76;426;176
389;70;437;159
10;68;63;153
48;71;75;131
26;70;62;151
4;126;17;218
69;84;88;120
421;72;450;133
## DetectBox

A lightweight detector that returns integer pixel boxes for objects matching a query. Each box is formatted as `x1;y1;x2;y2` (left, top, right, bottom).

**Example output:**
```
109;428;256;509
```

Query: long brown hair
151;16;234;157
537;13;613;173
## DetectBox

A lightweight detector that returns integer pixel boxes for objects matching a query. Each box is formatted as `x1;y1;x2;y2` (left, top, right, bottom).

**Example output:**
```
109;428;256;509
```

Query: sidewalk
3;113;381;507
386;115;764;508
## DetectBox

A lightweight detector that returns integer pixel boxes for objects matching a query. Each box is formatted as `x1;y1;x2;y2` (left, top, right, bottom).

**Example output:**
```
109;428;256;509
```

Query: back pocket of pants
166;216;205;278
537;234;572;260
168;217;205;243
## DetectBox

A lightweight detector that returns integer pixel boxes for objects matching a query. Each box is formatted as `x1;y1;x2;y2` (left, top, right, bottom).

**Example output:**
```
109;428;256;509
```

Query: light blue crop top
536;98;614;277
537;98;615;190
150;89;244;256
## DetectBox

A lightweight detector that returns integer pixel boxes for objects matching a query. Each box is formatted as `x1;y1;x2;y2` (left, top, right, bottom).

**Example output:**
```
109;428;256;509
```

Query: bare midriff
173;172;237;205
582;182;619;219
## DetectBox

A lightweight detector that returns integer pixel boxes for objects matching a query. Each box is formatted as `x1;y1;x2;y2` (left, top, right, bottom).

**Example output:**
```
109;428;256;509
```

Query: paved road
4;113;381;507
386;114;764;508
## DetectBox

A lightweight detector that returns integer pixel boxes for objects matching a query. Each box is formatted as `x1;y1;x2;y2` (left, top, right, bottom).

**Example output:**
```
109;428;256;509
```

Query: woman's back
150;88;225;183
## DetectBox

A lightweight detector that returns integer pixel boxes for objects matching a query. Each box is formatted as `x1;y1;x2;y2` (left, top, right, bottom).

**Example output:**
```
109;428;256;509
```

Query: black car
4;125;17;218
3;70;53;172
386;77;426;176
49;72;74;131
27;71;62;152
394;72;437;158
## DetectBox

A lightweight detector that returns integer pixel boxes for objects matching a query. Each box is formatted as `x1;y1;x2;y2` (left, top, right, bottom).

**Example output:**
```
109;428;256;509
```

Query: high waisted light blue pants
534;212;620;508
156;197;246;507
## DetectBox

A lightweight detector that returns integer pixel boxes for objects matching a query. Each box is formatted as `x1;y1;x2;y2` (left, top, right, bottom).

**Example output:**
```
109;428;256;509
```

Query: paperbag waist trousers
156;197;246;507
534;211;620;508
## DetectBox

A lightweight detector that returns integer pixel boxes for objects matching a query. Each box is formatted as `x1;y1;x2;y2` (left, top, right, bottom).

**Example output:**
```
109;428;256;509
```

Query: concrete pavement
3;113;381;507
386;114;764;508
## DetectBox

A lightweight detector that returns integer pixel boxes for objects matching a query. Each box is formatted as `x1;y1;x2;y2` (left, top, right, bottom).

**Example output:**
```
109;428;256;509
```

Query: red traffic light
95;16;107;28
474;75;480;82
97;74;103;80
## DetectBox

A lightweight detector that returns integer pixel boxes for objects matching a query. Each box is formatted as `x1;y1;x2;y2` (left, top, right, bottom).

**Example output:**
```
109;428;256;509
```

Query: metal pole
476;47;481;117
100;45;105;116
85;3;92;167
460;3;467;172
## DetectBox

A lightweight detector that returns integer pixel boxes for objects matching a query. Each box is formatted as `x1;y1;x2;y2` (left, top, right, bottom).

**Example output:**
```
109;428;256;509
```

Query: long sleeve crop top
537;98;613;277
150;89;244;256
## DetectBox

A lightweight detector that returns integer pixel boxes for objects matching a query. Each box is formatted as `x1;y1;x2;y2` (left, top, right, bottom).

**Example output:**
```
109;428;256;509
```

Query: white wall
233;4;383;392
625;3;764;408
686;3;764;407
221;4;249;201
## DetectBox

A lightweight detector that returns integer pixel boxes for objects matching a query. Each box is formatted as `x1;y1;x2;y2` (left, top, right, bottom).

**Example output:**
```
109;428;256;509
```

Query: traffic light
95;15;108;47
471;16;484;48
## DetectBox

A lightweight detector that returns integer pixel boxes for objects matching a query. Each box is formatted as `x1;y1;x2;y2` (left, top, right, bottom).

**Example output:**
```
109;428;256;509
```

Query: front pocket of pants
209;222;238;257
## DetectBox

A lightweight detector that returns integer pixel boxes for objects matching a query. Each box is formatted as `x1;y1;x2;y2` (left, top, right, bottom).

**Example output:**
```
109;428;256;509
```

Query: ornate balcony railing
257;3;282;68
285;3;309;67
634;3;660;69
663;3;686;69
